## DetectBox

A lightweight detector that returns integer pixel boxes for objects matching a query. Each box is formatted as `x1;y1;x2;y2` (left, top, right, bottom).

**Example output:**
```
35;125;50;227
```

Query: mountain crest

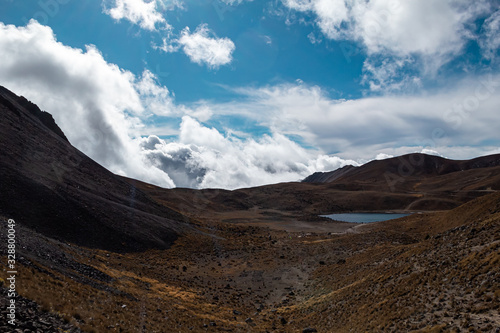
0;85;68;141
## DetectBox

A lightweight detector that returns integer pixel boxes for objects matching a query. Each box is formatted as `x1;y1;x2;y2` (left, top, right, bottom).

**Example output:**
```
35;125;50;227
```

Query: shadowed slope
0;85;189;252
304;153;500;190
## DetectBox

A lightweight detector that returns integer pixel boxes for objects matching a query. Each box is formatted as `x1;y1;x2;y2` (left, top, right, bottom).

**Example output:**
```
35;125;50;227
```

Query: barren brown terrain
0;86;499;332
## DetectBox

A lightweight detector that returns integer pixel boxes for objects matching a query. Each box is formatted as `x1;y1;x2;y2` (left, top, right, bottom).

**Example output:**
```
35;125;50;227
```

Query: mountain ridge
0;85;189;252
303;153;500;184
0;85;68;142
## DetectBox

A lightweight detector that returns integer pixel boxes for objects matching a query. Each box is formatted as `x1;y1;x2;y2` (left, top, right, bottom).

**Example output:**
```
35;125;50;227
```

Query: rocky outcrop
0;86;68;142
0;287;82;333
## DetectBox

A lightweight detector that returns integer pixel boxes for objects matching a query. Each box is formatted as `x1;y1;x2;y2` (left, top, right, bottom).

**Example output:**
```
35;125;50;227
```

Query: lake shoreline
321;212;413;223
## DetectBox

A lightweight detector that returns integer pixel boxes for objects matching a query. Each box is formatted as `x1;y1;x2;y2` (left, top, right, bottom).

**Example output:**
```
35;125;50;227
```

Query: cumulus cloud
103;0;181;31
0;20;175;187
282;0;493;90
284;0;485;57
157;24;236;69
139;117;358;189
104;1;236;70
178;24;235;68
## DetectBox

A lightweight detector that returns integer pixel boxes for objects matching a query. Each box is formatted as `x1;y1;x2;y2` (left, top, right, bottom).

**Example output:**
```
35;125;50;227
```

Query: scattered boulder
303;328;318;333
0;287;82;332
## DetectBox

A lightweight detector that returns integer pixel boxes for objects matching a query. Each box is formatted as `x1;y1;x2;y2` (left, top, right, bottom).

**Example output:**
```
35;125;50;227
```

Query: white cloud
139;117;358;189
0;20;175;187
103;0;181;31
480;9;500;60
177;24;235;68
282;0;493;90
182;103;213;122
204;76;500;161
307;32;322;44
284;0;485;57
103;2;236;70
420;149;443;157
354;0;474;58
375;153;393;160
155;24;236;69
178;24;235;68
220;0;253;5
362;56;422;92
135;69;176;116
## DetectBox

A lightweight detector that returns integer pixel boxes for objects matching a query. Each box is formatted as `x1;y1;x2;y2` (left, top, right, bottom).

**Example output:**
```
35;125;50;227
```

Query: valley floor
1;194;499;332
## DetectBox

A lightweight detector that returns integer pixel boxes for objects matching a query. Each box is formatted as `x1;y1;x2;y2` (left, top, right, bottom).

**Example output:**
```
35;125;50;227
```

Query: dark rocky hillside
0;85;190;252
303;153;500;185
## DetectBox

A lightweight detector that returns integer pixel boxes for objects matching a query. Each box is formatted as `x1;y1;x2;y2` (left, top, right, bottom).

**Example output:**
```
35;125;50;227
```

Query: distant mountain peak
303;152;500;185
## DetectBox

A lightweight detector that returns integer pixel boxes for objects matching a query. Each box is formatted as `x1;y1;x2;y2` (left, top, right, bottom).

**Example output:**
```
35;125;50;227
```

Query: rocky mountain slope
0;85;190;252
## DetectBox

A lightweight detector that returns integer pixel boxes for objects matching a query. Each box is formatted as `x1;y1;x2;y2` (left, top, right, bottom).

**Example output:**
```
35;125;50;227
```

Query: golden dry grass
1;193;499;332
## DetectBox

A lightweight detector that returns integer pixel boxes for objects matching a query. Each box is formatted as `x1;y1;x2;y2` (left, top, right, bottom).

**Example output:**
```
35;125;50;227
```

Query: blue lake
321;213;410;223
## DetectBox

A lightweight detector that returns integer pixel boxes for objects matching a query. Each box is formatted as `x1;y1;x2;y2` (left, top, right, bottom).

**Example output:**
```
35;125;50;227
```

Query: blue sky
1;0;500;189
1;0;366;101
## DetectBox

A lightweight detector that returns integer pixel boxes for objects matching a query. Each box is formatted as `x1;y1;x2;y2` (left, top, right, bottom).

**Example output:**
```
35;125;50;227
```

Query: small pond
321;213;410;223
